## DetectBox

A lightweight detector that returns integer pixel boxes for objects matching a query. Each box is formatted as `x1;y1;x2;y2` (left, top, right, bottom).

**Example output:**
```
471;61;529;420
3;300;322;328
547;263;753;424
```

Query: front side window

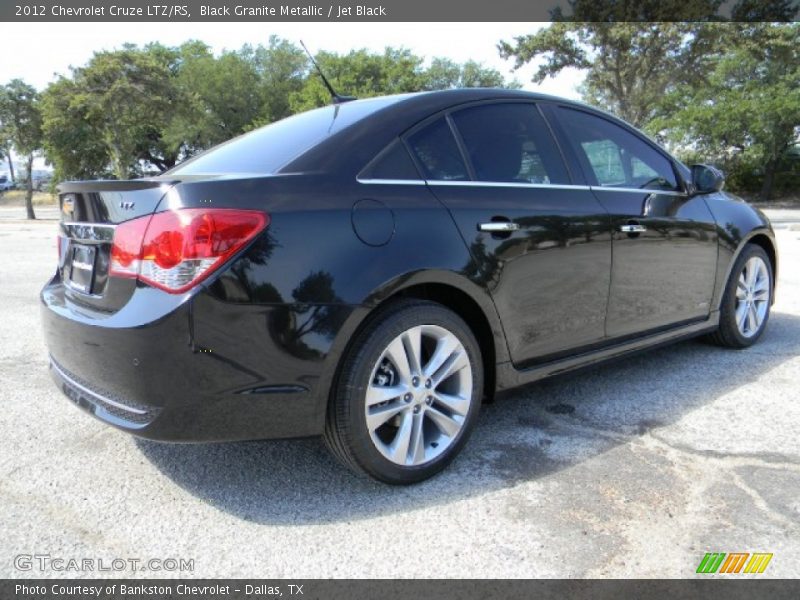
406;118;469;181
450;103;569;184
558;107;679;192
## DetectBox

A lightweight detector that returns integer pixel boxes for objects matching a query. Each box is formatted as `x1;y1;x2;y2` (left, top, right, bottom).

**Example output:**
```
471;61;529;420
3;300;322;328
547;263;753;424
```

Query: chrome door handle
478;222;519;232
619;224;647;233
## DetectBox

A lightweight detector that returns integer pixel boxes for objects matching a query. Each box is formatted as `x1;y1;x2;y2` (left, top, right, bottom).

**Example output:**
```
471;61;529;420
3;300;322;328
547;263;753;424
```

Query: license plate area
68;244;97;294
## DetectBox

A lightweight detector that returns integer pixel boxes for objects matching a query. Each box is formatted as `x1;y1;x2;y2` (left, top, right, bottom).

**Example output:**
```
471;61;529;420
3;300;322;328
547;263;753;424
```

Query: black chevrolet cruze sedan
42;89;777;484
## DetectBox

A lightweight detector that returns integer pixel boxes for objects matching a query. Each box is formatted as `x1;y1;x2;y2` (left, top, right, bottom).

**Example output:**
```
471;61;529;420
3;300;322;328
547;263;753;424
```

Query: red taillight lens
109;209;269;293
109;215;150;274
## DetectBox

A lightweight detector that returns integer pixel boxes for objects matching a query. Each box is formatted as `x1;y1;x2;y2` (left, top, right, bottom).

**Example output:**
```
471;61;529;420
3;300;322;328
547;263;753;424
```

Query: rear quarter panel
177;175;503;432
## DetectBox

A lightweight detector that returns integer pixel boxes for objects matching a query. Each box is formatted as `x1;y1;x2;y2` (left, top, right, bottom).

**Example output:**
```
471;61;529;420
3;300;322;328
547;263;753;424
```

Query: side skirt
495;312;720;392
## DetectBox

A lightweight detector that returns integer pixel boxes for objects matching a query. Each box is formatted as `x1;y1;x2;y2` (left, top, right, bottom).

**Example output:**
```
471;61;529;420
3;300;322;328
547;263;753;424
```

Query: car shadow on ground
136;311;800;525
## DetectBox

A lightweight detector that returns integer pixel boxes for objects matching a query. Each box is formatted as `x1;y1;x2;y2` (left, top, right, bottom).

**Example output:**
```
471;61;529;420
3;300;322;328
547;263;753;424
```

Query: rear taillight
110;209;268;293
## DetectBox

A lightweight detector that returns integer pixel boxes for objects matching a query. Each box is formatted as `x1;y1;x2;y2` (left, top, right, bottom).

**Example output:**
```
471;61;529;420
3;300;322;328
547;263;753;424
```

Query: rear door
408;102;612;366
551;106;718;338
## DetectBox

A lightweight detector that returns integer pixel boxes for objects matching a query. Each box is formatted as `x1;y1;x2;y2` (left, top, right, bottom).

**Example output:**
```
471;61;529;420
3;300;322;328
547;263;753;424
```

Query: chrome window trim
428;180;591;191
356;178;426;186
356;177;686;197
590;186;686;197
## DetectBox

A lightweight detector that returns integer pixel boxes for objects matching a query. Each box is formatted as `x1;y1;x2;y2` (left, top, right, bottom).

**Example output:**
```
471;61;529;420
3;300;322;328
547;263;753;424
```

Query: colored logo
696;552;773;574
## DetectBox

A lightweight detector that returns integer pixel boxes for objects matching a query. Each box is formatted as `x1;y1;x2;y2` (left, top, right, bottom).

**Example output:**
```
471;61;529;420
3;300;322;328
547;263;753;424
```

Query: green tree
164;42;262;154
41;76;111;181
656;24;800;199
42;45;174;180
291;47;513;111
422;58;513;90
499;19;721;128
246;36;309;124
290;47;424;111
0;140;15;183
0;80;44;219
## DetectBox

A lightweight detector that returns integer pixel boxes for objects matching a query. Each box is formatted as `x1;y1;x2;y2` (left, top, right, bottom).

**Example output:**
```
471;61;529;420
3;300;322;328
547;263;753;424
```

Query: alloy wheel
364;325;473;466
735;256;770;338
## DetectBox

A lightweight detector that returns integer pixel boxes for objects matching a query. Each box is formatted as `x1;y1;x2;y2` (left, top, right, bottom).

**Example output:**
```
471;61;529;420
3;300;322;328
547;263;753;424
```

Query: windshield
169;95;412;176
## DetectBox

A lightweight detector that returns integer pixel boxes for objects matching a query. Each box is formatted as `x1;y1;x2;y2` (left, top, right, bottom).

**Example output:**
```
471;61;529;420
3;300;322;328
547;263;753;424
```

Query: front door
553;107;718;338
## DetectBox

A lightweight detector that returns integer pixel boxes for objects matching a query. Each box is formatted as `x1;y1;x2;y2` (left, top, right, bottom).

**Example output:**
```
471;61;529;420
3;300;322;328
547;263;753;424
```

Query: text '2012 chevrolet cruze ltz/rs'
42;89;777;484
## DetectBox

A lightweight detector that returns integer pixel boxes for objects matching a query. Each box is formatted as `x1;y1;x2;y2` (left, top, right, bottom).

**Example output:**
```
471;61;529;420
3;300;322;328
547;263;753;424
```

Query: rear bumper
40;277;335;442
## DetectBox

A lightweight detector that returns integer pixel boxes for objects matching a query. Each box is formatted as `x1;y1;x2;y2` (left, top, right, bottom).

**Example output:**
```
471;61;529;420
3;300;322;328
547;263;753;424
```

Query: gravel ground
0;213;798;578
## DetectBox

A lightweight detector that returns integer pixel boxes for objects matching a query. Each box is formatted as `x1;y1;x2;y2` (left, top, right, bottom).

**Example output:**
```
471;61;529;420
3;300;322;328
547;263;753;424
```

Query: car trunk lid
57;179;176;313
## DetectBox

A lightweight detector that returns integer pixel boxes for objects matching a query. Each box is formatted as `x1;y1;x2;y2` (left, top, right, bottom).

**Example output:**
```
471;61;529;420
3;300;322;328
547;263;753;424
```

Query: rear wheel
709;244;773;348
324;299;483;484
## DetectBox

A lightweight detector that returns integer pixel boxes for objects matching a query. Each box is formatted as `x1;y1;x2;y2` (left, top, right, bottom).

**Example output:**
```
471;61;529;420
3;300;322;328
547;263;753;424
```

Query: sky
0;22;586;171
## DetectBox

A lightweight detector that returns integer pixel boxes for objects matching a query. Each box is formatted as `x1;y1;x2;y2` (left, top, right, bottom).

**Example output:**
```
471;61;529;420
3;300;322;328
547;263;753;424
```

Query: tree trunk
111;150;128;180
6;150;15;183
759;158;776;202
25;155;35;220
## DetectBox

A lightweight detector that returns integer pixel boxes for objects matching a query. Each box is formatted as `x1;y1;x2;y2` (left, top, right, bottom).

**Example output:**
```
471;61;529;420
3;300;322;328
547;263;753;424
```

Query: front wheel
324;299;483;484
709;244;773;348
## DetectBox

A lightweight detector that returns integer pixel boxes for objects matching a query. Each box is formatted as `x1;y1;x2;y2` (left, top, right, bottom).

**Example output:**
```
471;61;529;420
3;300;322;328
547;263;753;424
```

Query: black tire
708;244;773;349
324;299;483;484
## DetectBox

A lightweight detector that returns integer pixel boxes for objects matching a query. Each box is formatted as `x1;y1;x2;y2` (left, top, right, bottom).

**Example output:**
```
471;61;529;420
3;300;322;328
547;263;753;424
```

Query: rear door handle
619;224;647;233
478;222;519;232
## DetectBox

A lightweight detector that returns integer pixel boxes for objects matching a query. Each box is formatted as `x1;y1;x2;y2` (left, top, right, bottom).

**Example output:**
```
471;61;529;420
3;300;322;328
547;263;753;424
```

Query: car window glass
406;118;469;181
170;95;409;175
450;103;569;184
558;107;678;191
581;140;625;186
360;139;420;180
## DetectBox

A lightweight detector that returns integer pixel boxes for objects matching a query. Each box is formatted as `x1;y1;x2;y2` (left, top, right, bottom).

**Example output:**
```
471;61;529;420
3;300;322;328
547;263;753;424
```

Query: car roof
281;88;596;176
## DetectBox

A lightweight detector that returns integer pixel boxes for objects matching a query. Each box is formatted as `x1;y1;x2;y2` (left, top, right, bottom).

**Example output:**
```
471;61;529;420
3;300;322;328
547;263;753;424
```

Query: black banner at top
1;0;799;22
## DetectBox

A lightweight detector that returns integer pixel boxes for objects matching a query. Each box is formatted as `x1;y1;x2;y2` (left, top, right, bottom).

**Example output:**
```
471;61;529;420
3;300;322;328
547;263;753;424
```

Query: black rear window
359;140;420;180
406;118;469;181
170;96;409;176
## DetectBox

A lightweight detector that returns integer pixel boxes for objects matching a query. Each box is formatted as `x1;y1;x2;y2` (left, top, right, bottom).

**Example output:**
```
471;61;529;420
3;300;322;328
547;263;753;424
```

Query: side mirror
691;164;725;194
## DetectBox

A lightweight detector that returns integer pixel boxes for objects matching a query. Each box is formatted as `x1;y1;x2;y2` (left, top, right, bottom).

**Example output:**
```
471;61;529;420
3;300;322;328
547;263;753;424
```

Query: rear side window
451;103;569;184
359;139;420;180
557;107;679;191
170;96;407;176
406;118;469;181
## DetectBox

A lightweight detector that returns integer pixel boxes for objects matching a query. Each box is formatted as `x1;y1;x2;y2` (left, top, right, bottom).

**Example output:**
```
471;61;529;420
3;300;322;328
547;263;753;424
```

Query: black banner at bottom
3;579;800;600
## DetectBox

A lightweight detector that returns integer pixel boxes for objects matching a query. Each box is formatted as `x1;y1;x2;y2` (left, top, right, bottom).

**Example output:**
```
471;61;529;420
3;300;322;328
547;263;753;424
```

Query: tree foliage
499;21;720;127
656;24;800;199
289;48;513;112
0;79;44;218
35;38;513;181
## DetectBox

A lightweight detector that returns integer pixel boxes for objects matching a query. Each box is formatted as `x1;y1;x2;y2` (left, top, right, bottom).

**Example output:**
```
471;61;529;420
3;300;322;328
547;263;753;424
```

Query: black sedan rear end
41;95;414;442
42;176;325;441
